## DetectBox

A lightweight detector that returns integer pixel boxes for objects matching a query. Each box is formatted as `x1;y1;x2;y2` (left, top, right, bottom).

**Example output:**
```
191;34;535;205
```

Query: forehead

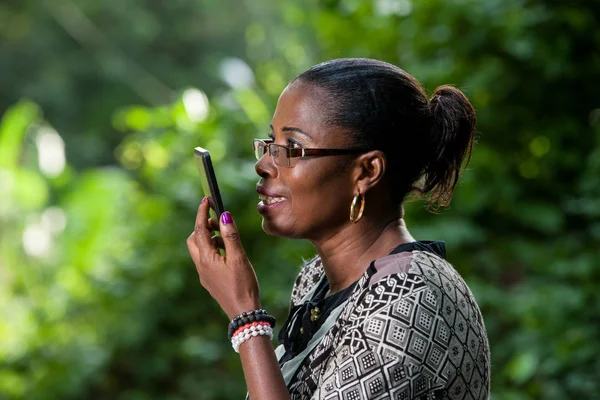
272;82;346;146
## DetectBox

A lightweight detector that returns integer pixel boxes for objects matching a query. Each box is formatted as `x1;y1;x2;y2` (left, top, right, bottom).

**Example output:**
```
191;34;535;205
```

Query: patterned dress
274;241;490;400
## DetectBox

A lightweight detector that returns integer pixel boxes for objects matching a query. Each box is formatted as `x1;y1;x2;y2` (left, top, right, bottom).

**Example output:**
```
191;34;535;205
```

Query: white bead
230;323;275;353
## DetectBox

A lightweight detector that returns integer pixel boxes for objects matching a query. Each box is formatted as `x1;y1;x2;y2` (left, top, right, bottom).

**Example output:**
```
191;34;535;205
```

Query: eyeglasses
252;139;369;168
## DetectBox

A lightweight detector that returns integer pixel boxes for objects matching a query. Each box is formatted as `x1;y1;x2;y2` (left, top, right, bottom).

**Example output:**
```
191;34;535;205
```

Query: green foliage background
1;0;599;399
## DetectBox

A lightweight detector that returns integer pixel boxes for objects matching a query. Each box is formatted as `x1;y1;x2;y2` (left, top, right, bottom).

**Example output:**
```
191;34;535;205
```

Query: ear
352;150;387;194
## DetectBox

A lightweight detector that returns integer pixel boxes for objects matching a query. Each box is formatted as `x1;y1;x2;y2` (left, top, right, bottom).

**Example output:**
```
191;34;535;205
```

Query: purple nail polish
221;212;233;225
201;197;207;204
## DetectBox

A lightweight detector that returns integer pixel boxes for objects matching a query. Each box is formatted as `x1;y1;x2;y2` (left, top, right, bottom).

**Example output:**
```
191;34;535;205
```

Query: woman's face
255;82;356;241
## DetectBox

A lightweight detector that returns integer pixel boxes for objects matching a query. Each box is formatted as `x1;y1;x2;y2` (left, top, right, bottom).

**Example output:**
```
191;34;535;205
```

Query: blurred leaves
0;100;40;170
1;0;599;399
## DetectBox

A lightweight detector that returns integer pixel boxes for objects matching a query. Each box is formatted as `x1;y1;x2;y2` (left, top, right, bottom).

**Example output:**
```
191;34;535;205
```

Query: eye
286;138;302;149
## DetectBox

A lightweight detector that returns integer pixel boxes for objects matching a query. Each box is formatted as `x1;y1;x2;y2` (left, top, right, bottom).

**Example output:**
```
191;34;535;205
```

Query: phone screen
193;147;225;221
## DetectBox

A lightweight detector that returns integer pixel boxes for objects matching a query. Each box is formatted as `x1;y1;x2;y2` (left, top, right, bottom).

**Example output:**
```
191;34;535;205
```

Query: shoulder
361;248;474;304
350;249;487;331
408;250;488;331
334;249;490;397
289;255;324;308
343;250;432;328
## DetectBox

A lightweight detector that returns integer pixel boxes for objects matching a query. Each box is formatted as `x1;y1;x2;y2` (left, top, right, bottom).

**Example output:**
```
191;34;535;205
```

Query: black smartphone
194;146;225;221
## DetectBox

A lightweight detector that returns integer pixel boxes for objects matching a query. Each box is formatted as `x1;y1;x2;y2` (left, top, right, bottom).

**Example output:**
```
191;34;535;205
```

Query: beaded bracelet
231;321;272;343
231;321;274;338
231;322;273;353
232;326;273;353
228;309;276;340
232;322;257;338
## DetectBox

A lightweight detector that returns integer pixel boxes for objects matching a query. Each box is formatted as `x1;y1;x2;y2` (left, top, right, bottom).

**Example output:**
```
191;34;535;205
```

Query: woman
187;58;490;399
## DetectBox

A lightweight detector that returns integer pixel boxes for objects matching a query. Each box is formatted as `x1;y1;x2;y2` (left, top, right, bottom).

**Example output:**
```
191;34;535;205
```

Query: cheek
288;164;350;221
260;161;352;238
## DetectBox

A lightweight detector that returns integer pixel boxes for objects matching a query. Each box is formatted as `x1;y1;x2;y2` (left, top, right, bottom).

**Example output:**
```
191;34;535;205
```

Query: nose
255;151;277;179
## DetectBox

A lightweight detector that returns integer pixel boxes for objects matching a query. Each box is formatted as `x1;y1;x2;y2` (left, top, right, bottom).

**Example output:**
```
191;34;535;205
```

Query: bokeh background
1;0;599;399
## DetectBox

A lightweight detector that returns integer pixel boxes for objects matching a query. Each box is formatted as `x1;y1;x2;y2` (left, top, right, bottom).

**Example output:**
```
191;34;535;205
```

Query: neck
311;217;415;294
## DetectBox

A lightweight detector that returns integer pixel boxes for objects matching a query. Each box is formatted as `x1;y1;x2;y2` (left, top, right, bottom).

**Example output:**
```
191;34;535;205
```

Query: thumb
219;211;246;258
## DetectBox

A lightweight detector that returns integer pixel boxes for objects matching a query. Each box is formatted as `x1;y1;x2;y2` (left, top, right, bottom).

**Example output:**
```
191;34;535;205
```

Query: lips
256;185;287;211
258;193;286;205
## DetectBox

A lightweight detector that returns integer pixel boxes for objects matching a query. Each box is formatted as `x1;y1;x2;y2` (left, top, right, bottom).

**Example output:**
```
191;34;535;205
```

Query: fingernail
201;197;207;204
221;212;233;225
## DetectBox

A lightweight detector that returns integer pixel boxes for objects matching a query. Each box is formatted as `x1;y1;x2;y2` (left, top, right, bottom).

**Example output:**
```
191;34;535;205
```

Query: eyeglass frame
252;138;370;168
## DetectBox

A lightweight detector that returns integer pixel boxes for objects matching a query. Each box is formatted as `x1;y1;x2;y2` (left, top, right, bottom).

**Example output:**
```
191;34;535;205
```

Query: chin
261;218;303;239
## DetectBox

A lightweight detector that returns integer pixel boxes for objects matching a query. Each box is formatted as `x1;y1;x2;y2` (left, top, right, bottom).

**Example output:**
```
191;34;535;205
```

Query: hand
186;198;261;319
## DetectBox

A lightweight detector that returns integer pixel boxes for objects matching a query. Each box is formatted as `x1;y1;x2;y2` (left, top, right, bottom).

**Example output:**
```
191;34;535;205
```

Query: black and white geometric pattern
281;250;490;399
290;255;323;308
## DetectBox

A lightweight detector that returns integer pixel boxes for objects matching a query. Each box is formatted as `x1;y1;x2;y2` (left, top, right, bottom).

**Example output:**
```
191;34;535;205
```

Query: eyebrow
269;124;311;138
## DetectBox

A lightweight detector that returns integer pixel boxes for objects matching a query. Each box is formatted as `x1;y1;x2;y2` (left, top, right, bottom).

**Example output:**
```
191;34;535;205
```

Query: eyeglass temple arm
297;148;367;157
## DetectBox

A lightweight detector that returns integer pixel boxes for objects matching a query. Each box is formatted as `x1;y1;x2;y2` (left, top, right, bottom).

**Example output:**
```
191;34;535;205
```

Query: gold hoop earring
349;191;365;223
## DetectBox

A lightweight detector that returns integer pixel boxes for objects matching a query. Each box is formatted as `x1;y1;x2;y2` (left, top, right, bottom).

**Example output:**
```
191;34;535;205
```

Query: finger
219;211;247;260
194;197;210;233
193;198;218;255
207;217;220;232
186;232;201;264
211;235;225;250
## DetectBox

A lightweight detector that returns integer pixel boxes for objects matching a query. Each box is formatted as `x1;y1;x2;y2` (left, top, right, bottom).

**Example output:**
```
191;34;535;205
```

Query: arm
239;336;289;399
186;199;289;399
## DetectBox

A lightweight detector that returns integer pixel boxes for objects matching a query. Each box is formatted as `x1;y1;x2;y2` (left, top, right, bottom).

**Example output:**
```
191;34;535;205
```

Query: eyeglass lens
253;140;292;167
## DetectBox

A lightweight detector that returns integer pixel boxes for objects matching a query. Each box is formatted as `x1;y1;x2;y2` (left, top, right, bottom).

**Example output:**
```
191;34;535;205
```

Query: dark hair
293;58;476;209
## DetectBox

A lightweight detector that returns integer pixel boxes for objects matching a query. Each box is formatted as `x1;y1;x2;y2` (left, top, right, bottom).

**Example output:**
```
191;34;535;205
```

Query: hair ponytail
420;85;477;209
